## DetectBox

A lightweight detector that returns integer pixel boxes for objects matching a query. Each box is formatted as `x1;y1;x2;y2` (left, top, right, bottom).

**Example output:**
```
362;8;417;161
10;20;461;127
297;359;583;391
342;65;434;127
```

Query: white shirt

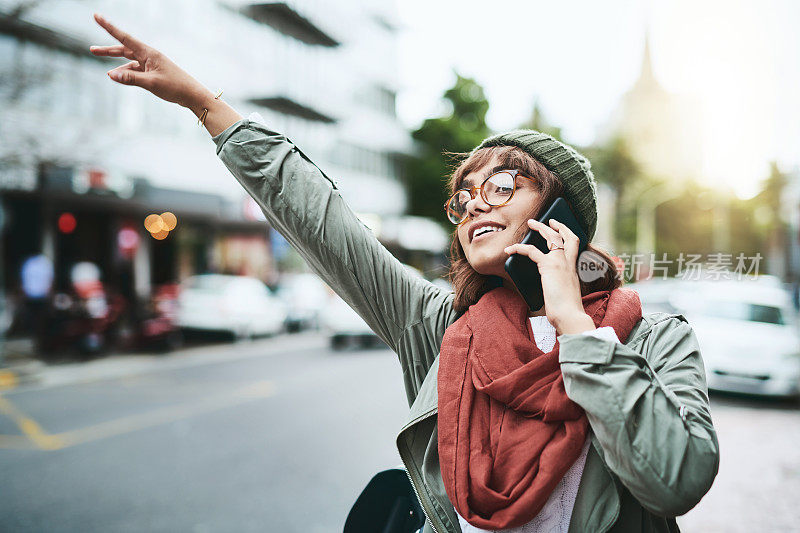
455;317;620;533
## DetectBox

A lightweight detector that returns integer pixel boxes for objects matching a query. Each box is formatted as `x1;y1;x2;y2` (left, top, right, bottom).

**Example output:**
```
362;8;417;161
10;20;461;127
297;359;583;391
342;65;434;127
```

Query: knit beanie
474;130;598;241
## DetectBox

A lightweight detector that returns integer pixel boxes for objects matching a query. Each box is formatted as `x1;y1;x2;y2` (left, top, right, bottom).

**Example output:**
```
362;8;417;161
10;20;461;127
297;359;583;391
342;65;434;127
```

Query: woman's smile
471;226;504;242
469;221;507;243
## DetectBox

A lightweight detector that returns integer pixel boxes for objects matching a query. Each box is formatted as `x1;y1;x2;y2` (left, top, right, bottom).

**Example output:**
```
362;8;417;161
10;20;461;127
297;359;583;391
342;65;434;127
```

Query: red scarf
438;286;642;529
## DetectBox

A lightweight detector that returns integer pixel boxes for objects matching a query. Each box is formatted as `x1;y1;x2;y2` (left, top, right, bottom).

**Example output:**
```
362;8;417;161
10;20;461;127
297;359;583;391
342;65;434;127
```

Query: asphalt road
1;333;798;532
0;334;410;533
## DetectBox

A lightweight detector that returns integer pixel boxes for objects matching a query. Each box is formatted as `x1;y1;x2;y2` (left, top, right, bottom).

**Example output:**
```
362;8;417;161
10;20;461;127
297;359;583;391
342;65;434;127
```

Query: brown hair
447;146;621;314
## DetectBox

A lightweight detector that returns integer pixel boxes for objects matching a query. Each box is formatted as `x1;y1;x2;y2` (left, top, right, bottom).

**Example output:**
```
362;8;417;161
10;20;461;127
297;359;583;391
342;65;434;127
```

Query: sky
396;0;800;198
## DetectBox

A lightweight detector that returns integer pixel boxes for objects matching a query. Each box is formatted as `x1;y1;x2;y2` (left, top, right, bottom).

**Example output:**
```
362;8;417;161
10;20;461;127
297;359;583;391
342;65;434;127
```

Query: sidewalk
0;333;327;393
0;338;43;390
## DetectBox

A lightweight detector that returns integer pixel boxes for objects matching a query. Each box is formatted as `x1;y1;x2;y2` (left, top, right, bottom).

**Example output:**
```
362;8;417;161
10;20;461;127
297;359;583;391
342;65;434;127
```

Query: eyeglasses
444;169;537;225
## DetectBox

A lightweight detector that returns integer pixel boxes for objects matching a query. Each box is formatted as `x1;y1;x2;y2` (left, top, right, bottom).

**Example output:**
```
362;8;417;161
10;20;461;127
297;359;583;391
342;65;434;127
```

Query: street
1;334;799;532
0;334;410;533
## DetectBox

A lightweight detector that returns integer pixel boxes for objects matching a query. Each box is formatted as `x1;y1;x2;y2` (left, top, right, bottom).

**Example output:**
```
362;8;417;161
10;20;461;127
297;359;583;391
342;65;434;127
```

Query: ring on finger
548;241;565;251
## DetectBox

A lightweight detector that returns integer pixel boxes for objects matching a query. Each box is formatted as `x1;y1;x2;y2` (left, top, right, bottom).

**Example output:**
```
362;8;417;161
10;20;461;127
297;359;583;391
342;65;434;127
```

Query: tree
751;162;791;275
519;100;562;141
583;136;652;251
406;74;490;222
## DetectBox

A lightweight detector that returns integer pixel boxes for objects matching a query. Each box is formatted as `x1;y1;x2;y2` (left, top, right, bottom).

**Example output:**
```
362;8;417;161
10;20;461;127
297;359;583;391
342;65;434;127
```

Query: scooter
39;284;116;358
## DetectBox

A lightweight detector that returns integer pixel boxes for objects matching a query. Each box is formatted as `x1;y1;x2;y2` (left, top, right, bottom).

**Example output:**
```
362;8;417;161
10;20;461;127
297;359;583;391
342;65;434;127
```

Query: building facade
0;0;409;312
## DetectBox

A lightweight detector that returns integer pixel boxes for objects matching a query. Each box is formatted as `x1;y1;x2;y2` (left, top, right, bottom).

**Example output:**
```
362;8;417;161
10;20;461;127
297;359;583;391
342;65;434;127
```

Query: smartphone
504;197;589;311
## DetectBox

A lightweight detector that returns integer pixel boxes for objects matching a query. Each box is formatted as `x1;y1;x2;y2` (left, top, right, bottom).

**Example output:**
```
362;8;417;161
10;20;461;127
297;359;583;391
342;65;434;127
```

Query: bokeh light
160;212;178;231
144;214;164;233
57;212;76;234
144;212;178;240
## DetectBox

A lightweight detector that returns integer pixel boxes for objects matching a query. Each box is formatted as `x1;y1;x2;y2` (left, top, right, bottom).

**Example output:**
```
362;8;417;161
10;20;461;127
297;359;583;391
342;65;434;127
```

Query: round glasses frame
444;169;537;225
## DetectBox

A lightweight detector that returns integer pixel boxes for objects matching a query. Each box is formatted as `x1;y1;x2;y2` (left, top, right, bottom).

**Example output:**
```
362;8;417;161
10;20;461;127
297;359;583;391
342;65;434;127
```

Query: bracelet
198;89;224;126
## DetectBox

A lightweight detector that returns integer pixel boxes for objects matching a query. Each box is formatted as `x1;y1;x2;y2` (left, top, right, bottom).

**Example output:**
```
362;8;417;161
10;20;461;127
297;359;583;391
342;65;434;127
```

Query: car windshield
695;300;785;325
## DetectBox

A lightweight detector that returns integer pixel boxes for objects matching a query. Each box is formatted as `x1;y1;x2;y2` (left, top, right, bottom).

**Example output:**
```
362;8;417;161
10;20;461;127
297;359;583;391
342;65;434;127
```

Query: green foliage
656;186;716;259
749;162;791;274
583;136;651;251
756;162;789;230
519;101;563;141
406;74;490;222
583;137;643;201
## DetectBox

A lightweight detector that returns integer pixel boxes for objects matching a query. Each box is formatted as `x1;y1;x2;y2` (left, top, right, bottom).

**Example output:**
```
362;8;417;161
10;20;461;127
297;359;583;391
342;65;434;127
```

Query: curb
0;363;43;391
0;333;328;394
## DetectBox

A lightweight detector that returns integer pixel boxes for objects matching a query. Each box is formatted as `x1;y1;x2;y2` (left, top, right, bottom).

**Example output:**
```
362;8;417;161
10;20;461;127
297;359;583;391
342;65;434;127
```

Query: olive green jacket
214;119;719;533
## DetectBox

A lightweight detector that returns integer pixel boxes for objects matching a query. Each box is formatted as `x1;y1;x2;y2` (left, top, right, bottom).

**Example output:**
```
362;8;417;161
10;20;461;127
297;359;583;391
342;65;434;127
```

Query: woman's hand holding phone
504;219;595;335
90;14;241;136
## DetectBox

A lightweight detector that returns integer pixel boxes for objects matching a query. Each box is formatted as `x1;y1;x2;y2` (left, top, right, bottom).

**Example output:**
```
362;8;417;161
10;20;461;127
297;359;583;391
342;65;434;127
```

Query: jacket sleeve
557;315;719;517
213;119;454;363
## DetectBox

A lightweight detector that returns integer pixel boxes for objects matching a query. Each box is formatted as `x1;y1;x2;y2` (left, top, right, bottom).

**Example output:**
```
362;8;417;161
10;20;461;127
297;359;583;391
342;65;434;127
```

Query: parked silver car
633;278;800;397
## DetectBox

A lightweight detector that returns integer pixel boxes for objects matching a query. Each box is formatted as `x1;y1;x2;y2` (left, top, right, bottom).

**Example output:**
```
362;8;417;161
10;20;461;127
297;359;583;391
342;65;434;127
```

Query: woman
91;14;719;532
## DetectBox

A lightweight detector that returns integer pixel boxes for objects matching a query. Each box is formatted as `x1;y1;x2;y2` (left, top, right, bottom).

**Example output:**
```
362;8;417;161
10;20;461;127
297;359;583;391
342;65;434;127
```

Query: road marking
0;370;17;390
0;380;275;451
0;394;65;450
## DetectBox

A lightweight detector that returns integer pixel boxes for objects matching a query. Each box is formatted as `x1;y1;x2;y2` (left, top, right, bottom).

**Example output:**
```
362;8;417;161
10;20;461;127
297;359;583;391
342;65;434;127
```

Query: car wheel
331;335;348;351
234;324;254;342
161;330;184;352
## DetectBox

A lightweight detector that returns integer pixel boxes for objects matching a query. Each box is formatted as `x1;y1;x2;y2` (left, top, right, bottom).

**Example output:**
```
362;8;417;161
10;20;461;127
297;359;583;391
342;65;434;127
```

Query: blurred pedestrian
91;15;719;533
20;254;53;350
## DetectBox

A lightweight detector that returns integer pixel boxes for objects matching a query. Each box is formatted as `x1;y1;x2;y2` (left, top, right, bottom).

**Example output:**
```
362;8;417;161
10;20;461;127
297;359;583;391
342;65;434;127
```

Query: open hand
90;14;209;109
504;219;595;335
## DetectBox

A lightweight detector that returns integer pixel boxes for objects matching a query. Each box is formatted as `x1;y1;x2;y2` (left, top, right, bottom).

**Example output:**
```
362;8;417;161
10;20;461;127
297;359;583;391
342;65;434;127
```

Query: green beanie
474;130;598;241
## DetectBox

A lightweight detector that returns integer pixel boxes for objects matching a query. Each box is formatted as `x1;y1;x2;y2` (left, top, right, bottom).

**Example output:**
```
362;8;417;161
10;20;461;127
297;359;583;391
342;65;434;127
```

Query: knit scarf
437;286;642;529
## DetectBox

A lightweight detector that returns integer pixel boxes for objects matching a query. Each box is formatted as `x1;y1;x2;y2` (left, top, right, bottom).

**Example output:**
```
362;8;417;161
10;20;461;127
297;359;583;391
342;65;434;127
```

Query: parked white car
319;294;382;350
320;263;425;350
177;274;287;339
275;273;330;332
633;279;800;398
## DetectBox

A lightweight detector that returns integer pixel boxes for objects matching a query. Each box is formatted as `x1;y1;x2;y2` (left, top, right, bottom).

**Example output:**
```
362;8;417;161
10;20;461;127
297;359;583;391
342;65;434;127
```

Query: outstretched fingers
90;44;136;60
107;61;148;87
93;13;146;54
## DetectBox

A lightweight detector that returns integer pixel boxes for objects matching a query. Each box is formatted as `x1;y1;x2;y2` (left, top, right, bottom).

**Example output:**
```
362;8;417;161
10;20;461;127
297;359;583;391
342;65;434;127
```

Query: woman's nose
465;192;491;218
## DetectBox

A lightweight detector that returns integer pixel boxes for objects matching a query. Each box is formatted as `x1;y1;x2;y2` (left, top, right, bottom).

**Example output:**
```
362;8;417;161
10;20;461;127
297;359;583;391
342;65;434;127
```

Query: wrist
183;85;215;115
554;311;595;335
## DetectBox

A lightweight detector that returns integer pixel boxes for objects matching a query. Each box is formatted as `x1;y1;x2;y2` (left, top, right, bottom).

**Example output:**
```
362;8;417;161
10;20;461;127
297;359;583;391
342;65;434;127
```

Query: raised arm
90;14;241;137
90;15;456;380
213;121;455;374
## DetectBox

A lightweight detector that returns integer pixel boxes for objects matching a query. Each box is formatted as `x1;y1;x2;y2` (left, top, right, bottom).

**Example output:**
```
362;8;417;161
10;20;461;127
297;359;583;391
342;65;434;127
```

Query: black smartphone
504;197;589;311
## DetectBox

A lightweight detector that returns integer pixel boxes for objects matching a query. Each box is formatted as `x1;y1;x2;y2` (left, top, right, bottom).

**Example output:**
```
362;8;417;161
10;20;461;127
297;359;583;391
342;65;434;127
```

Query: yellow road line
0;380;275;451
0;395;65;450
0;370;18;390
